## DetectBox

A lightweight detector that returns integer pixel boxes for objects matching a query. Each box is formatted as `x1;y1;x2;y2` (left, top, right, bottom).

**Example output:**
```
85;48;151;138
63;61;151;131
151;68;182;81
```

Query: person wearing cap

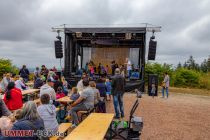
112;68;126;119
40;78;56;103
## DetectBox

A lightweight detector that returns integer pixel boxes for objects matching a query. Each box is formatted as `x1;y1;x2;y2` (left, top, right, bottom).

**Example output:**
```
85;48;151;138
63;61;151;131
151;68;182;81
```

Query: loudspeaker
54;40;63;58
148;40;157;60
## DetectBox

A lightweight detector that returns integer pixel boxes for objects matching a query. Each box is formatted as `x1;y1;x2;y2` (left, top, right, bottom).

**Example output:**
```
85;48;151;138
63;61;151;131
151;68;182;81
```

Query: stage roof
64;27;147;34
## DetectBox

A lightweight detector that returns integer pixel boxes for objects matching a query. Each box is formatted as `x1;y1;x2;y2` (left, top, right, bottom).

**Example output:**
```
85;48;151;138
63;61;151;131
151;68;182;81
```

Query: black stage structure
54;26;161;92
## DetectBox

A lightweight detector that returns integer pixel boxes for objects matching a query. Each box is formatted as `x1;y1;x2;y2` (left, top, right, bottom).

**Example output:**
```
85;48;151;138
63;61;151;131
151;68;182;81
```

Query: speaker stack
148;36;157;60
54;40;63;58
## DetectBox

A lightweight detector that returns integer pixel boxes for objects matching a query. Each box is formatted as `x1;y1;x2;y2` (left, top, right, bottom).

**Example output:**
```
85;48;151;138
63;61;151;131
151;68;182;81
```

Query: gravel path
106;92;210;140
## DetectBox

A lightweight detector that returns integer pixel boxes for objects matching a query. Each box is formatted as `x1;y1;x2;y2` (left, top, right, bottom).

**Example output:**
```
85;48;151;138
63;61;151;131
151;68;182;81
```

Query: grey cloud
0;0;210;68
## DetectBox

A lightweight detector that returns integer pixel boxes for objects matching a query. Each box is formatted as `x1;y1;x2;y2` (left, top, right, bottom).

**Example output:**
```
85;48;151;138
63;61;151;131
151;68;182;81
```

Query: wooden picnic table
56;96;73;103
25;82;34;86
64;113;114;140
22;89;40;96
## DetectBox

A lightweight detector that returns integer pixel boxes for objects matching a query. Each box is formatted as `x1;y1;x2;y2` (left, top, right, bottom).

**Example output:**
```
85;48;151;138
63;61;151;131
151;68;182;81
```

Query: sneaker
165;96;168;99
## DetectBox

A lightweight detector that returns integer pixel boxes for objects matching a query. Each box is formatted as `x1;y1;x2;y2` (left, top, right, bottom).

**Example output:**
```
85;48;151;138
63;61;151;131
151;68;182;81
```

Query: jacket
0;99;11;117
40;84;56;101
11;118;45;140
96;83;107;97
3;88;23;111
37;104;59;134
111;74;126;96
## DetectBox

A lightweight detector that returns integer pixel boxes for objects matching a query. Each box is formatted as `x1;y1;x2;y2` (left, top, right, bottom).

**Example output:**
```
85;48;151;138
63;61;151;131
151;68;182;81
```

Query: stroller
107;99;143;140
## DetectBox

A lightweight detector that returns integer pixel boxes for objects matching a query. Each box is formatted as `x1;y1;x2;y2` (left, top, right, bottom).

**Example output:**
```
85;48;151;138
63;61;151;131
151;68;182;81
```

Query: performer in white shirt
125;58;132;80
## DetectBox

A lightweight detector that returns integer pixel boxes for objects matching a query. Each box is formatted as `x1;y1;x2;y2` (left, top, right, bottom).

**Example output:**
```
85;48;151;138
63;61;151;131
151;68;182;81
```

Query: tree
186;55;196;70
200;59;208;73
177;62;182;69
0;58;18;78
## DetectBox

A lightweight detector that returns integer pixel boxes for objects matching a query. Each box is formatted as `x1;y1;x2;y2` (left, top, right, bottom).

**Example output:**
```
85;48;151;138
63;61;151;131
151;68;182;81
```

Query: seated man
40;78;56;104
68;79;94;127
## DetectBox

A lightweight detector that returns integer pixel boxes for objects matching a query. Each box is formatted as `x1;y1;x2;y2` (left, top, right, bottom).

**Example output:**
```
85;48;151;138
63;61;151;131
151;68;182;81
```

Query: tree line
145;55;210;90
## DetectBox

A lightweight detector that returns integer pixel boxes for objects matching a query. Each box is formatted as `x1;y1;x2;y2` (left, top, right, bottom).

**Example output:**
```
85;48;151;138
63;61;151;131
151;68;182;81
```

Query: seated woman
3;82;23;111
14;75;28;90
37;94;59;135
11;101;45;140
89;81;100;105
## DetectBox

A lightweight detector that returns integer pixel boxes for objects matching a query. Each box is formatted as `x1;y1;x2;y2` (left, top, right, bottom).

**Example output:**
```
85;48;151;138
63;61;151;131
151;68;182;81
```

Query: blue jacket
105;82;112;93
96;83;107;97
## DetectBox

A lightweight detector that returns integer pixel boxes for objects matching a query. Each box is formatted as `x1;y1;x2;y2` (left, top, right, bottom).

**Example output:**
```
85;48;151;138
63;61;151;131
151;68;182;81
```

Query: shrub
173;68;200;88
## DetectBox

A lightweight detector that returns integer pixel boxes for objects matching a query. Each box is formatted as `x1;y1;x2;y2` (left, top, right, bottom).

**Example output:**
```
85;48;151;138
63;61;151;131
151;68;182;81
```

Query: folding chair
109;99;142;140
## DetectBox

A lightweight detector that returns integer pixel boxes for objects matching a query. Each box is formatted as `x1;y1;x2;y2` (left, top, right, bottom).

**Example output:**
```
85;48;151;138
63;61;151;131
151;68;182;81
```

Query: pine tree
200;59;208;73
177;62;182;69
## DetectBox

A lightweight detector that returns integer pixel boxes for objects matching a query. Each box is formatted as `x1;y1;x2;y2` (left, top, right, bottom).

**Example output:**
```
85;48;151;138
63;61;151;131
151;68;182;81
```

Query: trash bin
148;74;158;96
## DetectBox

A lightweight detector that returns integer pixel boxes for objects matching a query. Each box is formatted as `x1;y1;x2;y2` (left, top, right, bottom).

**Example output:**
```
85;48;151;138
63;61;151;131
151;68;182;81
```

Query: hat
47;78;55;83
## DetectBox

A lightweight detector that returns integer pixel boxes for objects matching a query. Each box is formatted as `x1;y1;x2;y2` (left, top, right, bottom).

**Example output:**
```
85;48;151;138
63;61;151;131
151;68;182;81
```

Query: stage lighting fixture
125;33;132;39
76;32;82;38
112;33;115;37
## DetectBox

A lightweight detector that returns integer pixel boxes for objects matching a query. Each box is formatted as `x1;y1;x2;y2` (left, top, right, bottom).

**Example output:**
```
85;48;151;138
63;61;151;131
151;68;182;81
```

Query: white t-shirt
127;60;132;71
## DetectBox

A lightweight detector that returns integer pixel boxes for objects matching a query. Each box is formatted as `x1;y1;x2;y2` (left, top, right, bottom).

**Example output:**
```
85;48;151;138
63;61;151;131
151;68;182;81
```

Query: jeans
113;93;124;118
162;87;169;98
69;103;87;125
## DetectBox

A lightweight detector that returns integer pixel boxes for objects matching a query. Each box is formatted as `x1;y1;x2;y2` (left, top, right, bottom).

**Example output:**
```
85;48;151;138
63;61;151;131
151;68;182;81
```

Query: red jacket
3;87;23;111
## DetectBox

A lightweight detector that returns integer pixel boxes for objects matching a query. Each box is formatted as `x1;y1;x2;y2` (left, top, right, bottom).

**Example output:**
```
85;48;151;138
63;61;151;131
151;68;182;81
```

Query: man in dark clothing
111;68;126;119
19;65;30;82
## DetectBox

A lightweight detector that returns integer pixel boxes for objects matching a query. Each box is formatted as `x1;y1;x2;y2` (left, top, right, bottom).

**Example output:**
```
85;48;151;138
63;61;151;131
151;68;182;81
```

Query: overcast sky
0;0;209;69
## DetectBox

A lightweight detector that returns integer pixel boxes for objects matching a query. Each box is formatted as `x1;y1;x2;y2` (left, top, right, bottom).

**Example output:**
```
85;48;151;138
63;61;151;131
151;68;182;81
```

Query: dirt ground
106;92;210;140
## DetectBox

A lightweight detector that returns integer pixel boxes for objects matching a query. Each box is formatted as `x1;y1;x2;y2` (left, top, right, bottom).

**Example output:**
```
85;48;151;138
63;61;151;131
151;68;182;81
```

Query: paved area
106;92;210;140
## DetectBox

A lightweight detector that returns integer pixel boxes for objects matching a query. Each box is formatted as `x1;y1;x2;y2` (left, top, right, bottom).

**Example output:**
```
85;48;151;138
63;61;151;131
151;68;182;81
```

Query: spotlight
76;32;82;38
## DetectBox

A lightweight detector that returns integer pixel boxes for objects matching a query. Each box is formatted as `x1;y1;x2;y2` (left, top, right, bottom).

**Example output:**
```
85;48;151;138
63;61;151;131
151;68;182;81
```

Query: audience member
70;87;80;101
3;82;23;111
14;75;28;90
112;68;126;119
96;78;107;98
19;65;30;83
40;78;56;104
89;81;100;105
33;75;44;89
40;65;49;80
34;67;40;80
76;74;87;94
0;73;12;93
68;79;94;127
37;94;59;135
0;99;11;117
105;78;112;101
11;101;45;140
0;116;13;138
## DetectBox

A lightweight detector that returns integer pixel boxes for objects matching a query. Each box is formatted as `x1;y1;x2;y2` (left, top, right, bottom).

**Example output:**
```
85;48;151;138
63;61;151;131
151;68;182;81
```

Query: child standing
105;79;112;101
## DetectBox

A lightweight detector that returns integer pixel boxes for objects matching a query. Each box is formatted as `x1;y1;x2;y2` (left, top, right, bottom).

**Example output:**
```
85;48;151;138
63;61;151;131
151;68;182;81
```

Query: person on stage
125;58;132;80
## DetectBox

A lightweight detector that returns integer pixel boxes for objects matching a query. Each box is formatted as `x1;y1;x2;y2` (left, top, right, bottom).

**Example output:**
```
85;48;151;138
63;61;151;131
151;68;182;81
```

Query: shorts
106;92;111;95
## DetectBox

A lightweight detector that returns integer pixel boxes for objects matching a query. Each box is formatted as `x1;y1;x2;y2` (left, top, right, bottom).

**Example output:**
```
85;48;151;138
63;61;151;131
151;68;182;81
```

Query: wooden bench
50;123;72;140
78;107;95;121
